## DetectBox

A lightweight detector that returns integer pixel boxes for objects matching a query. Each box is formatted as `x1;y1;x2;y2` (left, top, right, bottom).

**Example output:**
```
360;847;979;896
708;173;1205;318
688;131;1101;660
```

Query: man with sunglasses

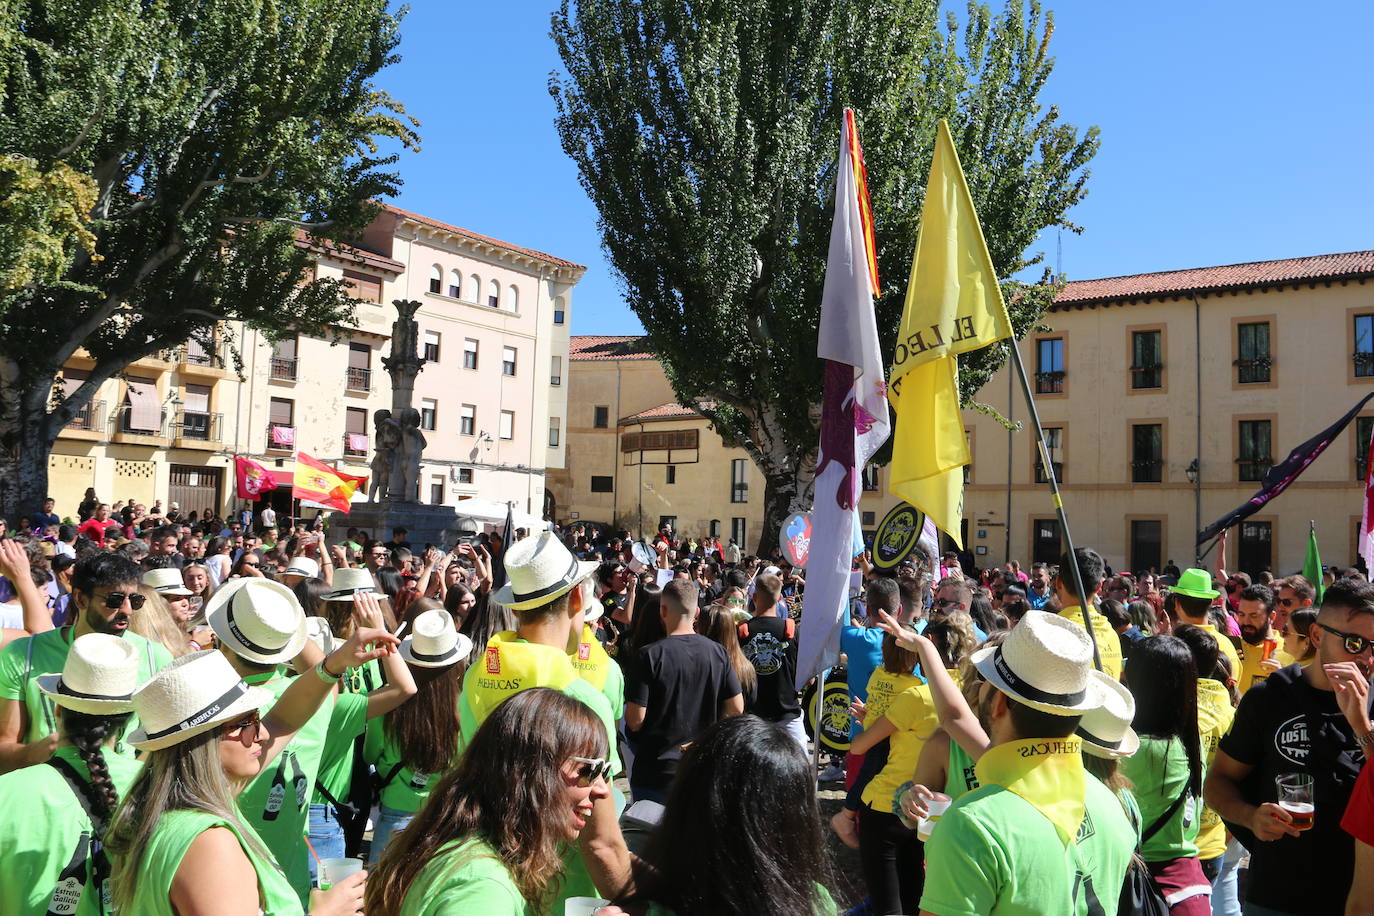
0;552;172;773
1275;574;1317;633
1205;577;1374;916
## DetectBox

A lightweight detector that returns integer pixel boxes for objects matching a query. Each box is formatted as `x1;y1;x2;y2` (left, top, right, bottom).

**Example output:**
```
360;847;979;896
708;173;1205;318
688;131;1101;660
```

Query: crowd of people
0;491;1371;916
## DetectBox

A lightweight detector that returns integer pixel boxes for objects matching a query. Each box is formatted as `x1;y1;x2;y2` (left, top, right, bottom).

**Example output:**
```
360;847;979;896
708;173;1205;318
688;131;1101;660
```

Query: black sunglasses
102;591;146;610
1317;623;1374;656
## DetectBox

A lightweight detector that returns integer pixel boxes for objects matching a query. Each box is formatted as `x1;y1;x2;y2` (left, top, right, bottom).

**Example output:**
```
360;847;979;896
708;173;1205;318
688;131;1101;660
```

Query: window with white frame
420;398;437;431
499;409;514;440
488;279;501;308
460;404;476;436
448;269;461;298
548;417;560;447
502;346;517;376
463;338;478;370
551;356;562;386
423;331;441;363
508;284;519;311
465;274;480;302
428;265;441;295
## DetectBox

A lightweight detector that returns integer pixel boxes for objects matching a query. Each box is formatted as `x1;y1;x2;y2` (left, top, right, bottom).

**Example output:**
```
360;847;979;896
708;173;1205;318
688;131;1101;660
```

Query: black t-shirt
624;634;742;789
1218;663;1367;915
739;614;800;723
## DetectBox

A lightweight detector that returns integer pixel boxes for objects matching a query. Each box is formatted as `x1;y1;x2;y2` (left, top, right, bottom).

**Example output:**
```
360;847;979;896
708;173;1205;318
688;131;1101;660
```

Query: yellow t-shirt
1059;605;1123;681
863;666;923;722
1195;678;1236;860
1237;638;1294;695
861;683;938;810
1197;624;1242;686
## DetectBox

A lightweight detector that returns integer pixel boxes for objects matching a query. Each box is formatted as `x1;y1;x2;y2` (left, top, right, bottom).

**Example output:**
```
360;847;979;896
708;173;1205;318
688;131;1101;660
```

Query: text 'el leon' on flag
887;119;1013;546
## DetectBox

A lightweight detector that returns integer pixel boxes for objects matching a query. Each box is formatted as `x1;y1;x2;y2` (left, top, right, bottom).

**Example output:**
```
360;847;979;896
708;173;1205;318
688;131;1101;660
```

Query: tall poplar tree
551;0;1098;551
0;0;418;518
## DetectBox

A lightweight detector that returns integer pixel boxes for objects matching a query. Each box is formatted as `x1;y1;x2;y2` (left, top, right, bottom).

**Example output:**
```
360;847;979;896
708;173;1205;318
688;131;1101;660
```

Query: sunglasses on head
570;755;611;787
101;591;146;610
934;598;962;609
1317;623;1374;656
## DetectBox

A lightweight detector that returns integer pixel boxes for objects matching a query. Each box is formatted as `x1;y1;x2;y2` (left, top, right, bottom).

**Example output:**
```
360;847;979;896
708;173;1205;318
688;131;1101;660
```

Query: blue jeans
307;803;346;882
1210;836;1244;916
368;803;415;864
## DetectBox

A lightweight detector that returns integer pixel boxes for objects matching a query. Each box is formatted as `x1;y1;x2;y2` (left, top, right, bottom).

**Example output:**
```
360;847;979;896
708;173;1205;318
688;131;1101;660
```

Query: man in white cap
210;578;416;903
918;611;1135;916
459;529;629;911
0;553;173;772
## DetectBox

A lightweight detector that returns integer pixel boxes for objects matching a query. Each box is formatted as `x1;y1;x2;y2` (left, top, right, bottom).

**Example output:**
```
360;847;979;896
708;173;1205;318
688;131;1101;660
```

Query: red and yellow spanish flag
887;120;1014;546
292;452;357;512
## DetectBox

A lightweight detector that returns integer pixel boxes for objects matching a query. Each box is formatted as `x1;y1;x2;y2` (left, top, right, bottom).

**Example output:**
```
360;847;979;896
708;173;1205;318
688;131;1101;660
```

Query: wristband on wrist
1356;729;1374;749
315;659;343;683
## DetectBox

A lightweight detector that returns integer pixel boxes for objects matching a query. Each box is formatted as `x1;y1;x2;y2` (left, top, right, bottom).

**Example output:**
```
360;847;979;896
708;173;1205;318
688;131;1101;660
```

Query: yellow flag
887;120;1014;546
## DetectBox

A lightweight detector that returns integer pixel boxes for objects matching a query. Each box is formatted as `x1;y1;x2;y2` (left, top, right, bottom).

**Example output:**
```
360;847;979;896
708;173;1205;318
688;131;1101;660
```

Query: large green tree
551;0;1098;552
0;0;418;519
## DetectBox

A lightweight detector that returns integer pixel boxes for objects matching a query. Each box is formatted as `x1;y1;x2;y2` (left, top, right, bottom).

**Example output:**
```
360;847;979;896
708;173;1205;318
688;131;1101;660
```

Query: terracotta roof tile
620;402;700;423
1056;250;1374;306
384;204;586;271
568;335;655;361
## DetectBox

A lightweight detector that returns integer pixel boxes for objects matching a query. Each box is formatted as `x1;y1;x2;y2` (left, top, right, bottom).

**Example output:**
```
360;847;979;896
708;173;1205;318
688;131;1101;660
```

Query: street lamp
1186;458;1201;566
1185;459;1199;484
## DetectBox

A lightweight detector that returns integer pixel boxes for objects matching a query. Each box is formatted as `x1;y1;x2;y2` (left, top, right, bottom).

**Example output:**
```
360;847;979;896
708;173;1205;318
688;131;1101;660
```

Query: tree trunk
0;362;59;522
738;402;816;558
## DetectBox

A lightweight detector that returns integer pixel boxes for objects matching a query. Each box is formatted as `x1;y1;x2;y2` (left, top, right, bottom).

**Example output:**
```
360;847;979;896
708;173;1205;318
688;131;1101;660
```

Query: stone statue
381;299;427;415
386;406;426;501
369;409;401;502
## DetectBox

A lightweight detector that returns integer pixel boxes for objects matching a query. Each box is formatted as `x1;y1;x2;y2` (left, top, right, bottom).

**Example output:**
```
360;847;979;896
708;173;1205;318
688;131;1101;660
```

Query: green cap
1170;568;1220;600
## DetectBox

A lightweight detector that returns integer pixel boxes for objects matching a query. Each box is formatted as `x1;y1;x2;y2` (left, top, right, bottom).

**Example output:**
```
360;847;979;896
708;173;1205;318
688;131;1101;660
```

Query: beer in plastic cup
317;857;363;890
1275;773;1314;832
916;792;953;842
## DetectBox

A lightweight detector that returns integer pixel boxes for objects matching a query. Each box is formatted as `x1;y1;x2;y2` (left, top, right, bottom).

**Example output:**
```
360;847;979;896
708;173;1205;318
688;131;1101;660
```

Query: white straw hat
971;610;1104;715
304;616;338;656
36;634;140;714
399;609;471;668
142;567;193;596
282;556;319;579
127;650;273;751
491;530;598;612
1077;670;1140;759
322;567;376;601
206;578;307;665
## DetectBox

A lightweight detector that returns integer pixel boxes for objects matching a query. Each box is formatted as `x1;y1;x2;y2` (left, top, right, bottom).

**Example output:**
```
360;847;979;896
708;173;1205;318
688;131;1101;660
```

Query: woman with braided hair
0;634;141;915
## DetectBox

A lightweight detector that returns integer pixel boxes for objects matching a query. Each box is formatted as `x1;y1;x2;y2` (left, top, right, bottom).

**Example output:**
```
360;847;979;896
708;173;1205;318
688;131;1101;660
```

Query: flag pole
1003;338;1101;671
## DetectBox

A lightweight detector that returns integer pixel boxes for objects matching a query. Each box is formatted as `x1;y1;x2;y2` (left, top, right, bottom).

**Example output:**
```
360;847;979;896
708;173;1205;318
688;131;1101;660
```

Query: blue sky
375;1;1374;334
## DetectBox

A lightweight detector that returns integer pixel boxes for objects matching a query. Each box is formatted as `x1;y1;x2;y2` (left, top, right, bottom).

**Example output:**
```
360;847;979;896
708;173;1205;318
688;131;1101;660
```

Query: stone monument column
379;299;427;501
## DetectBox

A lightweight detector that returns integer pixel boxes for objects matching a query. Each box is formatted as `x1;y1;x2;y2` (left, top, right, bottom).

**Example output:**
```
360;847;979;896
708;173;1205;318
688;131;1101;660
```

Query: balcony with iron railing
60;399;106;440
269;357;298;381
267;423;296;450
173;411;222;449
342;433;369;458
111;406;170;445
179;338;233;377
345;367;372;393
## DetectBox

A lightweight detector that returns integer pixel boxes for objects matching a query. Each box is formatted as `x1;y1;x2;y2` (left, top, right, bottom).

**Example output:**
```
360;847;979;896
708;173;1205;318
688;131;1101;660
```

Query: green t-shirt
399;836;532;916
311;691;368;806
1119;735;1200;862
364;716;455;813
0;628;171;757
0;745;142;916
920;773;1136;916
122;809;300;916
235;671;340;904
644;883;838;915
945;737;981;800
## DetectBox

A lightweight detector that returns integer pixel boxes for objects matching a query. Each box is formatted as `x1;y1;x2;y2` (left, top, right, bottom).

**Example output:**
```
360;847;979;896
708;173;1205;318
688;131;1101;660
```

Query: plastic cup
317;857;363;890
565;897;610;916
916;792;953;841
1275;773;1315;831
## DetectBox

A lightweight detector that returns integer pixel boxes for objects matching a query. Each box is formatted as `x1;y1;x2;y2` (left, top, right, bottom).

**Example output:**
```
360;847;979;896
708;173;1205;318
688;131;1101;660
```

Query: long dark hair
698;603;756;698
63;708;133;824
459;593;515;668
640;715;828;916
1126;636;1203;799
365;688;607;915
291;577;330;620
384;660;464;775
